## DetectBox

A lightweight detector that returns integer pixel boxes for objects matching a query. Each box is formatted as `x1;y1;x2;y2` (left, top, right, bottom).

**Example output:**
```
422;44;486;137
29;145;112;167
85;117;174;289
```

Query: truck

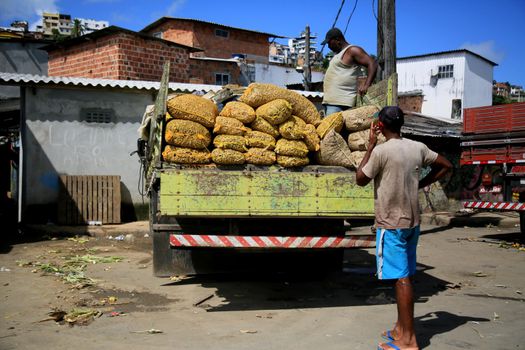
460;102;525;234
139;63;394;276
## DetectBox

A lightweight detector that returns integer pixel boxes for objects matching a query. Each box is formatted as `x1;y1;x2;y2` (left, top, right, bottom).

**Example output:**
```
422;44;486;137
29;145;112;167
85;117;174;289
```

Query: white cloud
166;0;187;16
1;0;59;21
460;40;504;63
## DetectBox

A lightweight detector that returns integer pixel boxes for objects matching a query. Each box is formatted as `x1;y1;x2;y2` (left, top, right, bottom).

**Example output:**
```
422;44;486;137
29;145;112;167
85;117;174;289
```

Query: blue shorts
376;226;420;280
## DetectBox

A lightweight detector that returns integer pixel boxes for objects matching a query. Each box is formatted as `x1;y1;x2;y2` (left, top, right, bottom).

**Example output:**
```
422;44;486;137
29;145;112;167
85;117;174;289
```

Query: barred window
215;28;229;38
81;108;114;123
438;64;454;79
215;73;230;86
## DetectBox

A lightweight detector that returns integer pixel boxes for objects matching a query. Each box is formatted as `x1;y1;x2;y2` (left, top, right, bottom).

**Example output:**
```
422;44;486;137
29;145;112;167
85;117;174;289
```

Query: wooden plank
113;176;121;224
82;176;87;224
66;176;72;225
107;175;113;223
98;175;103;223
102;176;108;224
71;175;78;224
87;176;92;222
57;175;66;225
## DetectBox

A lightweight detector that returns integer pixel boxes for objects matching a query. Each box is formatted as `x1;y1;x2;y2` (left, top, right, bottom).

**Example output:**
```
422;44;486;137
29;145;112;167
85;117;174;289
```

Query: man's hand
358;83;370;96
369;120;380;147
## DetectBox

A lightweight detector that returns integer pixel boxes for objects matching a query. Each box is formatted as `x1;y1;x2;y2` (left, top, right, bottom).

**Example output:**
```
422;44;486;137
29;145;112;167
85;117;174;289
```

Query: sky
1;0;525;86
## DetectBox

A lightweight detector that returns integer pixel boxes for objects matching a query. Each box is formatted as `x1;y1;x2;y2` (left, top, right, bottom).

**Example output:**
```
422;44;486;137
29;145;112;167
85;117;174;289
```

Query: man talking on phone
356;106;452;350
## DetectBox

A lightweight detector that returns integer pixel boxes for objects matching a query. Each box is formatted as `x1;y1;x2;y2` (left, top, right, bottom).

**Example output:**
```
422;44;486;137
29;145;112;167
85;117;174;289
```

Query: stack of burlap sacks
162;82;382;168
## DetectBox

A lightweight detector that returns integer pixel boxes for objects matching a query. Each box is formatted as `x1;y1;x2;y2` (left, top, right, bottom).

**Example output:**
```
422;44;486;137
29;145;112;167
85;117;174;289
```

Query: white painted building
397;49;497;120
254;63;324;88
78;18;109;34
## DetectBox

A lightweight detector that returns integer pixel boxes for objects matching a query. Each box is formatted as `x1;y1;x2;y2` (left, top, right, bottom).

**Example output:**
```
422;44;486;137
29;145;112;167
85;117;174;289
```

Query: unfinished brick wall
47;32;192;82
398;95;423;113
189;58;240;85
145;20;270;62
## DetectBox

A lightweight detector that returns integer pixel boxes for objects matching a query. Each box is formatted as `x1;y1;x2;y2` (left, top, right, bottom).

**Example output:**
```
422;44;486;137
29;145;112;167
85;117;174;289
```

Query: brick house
43;26;201;82
141;17;282;64
43;26;242;85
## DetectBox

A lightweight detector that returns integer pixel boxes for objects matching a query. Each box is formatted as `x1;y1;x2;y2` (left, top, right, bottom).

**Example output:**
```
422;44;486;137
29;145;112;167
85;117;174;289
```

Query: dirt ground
1;220;524;350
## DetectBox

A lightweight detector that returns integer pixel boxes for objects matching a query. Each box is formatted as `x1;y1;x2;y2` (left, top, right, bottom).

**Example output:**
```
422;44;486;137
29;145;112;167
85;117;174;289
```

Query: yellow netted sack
303;124;320;151
213;116;248;136
342;105;379;131
213;135;247;152
250;116;280;138
165;112;173;121
276;155;309;168
245;130;276;150
349;150;366;169
275;139;308;157
167;94;218;128
279;116;306;140
239;83;321;126
219;101;256;124
211;148;245;165
317;112;344;139
255;99;292;125
245;148;276;165
164;119;211;149
347;129;386;151
162;145;211;164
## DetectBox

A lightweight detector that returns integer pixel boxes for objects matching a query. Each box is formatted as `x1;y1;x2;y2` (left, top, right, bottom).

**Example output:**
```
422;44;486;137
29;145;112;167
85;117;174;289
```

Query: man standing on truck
322;27;378;116
355;106;452;350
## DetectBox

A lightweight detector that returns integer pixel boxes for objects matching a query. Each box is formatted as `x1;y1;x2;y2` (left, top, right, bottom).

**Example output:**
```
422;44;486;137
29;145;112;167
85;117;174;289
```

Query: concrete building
36;12;73;37
141;17;282;64
493;82;510;98
510;85;525;102
77;18;109;34
269;42;292;65
397;49;497;120
254;63;324;90
288;31;318;67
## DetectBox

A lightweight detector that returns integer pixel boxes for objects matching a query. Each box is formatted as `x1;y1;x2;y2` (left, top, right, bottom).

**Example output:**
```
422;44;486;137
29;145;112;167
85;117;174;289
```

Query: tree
51;29;65;42
71;19;85;38
493;94;512;105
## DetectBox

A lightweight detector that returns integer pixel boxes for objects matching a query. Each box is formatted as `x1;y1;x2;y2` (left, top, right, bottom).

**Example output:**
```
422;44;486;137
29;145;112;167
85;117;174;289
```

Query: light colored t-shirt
322;45;360;108
362;137;438;229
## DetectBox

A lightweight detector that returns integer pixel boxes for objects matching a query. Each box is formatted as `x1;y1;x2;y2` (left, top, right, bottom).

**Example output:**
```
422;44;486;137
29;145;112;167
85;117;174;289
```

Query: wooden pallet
58;175;121;225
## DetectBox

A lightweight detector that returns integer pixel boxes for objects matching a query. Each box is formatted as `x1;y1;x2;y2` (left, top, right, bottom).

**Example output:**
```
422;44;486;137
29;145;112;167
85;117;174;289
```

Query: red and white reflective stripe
169;234;375;249
463;201;525;211
462;159;525;165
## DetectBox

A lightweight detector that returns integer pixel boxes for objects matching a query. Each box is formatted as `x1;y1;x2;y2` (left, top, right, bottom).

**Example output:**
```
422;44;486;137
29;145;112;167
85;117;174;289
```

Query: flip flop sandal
381;330;395;341
377;342;400;350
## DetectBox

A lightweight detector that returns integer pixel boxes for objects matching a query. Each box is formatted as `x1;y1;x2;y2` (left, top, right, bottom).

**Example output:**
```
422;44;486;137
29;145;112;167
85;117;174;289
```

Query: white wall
254;63;324;87
397;52;494;120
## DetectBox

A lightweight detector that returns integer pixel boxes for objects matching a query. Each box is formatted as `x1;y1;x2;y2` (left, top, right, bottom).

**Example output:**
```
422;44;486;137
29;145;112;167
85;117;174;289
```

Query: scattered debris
131;329;163;334
0;267;11;272
108;311;126;317
471;326;484;338
144;233;150;238
446;282;462;289
255;313;274;319
240;329;258;334
67;237;89;244
365;292;396;305
473;271;488;277
37;309;67;323
493;312;500;321
87;221;102;226
495;284;507;288
516;290;523;295
193;293;215;307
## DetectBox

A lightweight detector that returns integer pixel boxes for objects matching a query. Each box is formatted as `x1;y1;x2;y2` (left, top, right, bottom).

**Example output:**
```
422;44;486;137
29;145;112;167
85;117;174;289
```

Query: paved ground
0;214;524;350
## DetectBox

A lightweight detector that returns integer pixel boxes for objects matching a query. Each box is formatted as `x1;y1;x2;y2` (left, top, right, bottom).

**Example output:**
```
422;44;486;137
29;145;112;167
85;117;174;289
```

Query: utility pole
377;0;397;101
303;25;312;91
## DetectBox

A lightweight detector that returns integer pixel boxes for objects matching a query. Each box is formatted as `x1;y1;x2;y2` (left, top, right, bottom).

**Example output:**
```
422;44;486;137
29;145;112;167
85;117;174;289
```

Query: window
215;28;229;38
215;73;230;86
152;31;163;39
451;99;462;119
81;108;114;124
438;64;454;79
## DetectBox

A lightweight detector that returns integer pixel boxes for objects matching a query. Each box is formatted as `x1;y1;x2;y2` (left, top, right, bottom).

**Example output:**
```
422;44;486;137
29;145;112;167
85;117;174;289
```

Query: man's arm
418;154;453;189
346;46;378;96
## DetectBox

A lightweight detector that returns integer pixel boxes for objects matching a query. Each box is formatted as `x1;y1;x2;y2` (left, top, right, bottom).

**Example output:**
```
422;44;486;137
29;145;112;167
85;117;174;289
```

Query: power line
343;0;359;35
321;0;346;53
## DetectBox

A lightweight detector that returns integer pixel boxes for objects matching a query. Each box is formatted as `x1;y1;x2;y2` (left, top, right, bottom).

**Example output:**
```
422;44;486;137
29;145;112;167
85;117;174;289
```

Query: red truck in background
460;102;525;234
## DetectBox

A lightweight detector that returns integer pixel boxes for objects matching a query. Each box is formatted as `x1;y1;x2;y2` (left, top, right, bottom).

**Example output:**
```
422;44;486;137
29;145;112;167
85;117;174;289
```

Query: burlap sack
239;83;321;126
350;150;366;169
316;129;353;167
275;139;309;157
342;105;379;131
245;130;276;150
213;116;248;136
250;116;280;138
255;99;292;125
317;112;344;139
162;145;211;164
245;147;276;165
164;119;211;149
277;155;309;168
219;101;256;124
347;129;386;151
213;135;247;152
211;148;245;165
303;124;320;151
279;116;306;140
167;94;218;128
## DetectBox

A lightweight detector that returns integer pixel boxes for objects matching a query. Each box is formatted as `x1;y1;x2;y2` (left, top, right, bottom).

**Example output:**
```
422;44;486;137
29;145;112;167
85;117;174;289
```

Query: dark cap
321;27;344;45
378;106;404;132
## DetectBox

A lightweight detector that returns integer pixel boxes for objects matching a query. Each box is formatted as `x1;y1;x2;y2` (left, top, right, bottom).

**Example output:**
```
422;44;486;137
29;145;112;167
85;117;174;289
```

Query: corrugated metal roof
0;72;324;98
141;17;285;38
398;49;498;66
0;72;223;93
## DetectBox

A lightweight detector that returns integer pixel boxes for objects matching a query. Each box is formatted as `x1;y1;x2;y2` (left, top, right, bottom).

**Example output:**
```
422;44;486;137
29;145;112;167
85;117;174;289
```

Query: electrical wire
321;0;346;53
343;0;359;35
